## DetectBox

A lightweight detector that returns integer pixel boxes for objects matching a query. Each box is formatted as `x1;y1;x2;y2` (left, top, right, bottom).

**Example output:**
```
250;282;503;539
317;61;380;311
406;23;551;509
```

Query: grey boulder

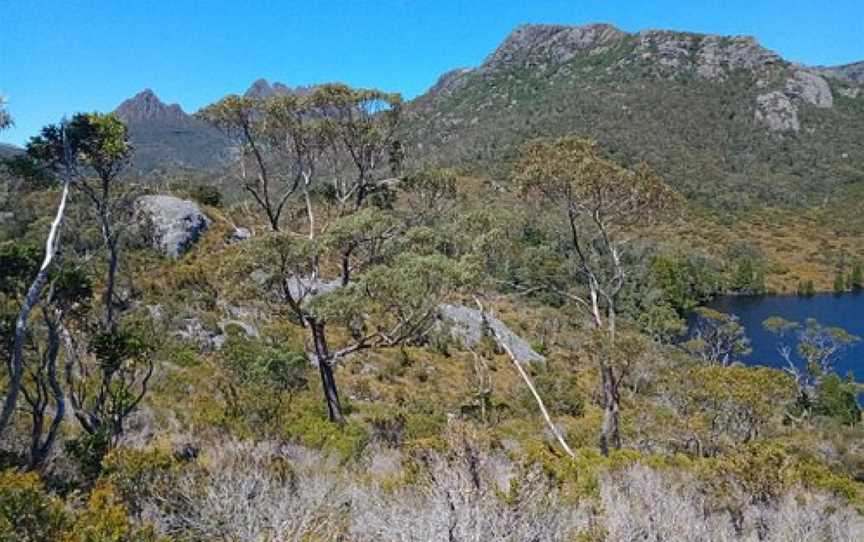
438;304;544;364
135;195;212;258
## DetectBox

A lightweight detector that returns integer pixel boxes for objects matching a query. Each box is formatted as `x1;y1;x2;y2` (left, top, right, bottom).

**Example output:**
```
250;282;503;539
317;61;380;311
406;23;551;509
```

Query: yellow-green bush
0;469;67;542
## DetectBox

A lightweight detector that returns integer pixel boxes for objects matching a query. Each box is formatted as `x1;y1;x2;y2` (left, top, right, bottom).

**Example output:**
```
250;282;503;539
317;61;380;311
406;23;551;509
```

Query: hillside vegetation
404;24;864;208
1;24;863;542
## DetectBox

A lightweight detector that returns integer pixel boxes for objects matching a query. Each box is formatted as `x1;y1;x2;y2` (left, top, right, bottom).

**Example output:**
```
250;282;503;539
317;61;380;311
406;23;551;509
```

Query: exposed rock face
755;91;800;132
480;23;626;73
693;34;781;80
135;195;212;258
753;70;833;132
438;304;544;364
816;61;864;85
427;68;473;97
785;70;833;108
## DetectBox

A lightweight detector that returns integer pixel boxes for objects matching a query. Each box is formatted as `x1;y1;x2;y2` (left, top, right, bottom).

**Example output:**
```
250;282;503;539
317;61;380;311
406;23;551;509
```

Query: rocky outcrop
438;304;544;364
134;195;212;258
755;91;800;132
480;23;626;73
785;70;833;108
694;34;781;80
754;70;834;132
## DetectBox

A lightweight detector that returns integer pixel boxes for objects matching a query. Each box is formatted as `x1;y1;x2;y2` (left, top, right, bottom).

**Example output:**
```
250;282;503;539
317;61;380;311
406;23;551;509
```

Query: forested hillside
404;24;864;208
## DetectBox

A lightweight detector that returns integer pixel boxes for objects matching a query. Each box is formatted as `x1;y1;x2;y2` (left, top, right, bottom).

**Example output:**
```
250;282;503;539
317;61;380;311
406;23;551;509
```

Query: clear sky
1;0;862;145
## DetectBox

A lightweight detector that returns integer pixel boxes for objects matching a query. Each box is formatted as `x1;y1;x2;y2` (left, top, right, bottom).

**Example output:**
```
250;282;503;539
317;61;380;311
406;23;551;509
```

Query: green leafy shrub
813;373;861;425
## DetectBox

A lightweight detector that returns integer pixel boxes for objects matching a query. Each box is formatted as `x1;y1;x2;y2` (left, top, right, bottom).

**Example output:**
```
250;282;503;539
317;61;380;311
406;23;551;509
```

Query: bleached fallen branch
473;296;575;459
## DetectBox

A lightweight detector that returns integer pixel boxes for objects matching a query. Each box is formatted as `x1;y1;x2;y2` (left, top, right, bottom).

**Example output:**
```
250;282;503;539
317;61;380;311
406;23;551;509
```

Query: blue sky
1;0;862;145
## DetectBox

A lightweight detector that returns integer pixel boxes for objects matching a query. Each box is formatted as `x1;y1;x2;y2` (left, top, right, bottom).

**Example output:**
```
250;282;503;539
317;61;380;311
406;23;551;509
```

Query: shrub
0;469;67;542
189;184;222;207
813;373;861;425
63;484;162;542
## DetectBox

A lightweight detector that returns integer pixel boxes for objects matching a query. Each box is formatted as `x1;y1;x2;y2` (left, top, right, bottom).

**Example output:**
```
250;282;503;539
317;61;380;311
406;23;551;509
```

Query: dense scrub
1;87;863;540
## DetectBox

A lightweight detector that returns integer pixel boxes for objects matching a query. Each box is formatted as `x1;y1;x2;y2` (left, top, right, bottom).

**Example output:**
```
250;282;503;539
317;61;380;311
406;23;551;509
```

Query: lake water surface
707;292;864;380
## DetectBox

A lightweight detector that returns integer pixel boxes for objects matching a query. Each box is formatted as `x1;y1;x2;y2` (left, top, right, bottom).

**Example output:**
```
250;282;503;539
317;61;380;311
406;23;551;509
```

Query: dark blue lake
707;293;864;381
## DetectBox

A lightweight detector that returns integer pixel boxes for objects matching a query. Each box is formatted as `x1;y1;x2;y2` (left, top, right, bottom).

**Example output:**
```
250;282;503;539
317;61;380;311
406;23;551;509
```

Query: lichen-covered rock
695;35;781;80
438;304;544;364
135;195;212;258
785;70;833;108
755;91;800;132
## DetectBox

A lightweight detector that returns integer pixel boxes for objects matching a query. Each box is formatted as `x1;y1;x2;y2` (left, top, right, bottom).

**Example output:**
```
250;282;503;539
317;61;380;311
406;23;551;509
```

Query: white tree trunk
0;171;72;436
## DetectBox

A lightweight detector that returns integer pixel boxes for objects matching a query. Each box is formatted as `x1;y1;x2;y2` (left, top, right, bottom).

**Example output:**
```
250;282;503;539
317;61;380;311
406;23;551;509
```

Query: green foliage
0;469;67;542
283;397;369;460
63;485;162;542
812;373;861;425
65;429;113;481
726;243;766;293
27;113;131;179
521;369;584;418
90;328;149;375
850;263;863;291
218;337;309;433
834;269;847;293
668;365;795;452
685;307;752;365
101;448;179;515
650;253;722;313
797;279;816;296
0;242;39;294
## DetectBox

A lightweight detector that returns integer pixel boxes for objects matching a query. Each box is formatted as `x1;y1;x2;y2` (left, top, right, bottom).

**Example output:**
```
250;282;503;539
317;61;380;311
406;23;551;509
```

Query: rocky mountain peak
244;78;309;98
115;89;187;124
481;23;627;72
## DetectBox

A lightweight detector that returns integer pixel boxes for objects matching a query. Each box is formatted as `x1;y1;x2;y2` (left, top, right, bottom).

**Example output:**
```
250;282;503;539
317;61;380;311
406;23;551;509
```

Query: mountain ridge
403;23;864;208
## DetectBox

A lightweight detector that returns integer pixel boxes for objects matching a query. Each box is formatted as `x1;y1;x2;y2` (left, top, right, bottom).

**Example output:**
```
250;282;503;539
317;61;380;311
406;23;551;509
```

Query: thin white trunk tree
0;124;73;437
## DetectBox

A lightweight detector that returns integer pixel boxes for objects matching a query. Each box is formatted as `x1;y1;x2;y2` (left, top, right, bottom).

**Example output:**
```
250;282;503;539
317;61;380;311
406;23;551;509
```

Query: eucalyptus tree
25;114;151;472
27;113;132;330
763;317;860;418
229;227;474;423
512;136;678;455
199;95;319;232
310;84;403;213
0;122;75;441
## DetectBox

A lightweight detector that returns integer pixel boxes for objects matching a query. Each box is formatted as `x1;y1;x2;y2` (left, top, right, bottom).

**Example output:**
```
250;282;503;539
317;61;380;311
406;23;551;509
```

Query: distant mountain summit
113;89;231;173
244;78;313;98
404;23;864;207
0;143;23;159
115;89;188;124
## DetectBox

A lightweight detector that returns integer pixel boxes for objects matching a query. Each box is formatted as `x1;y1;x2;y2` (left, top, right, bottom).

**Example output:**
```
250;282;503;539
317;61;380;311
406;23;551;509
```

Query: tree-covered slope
403;24;864;208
